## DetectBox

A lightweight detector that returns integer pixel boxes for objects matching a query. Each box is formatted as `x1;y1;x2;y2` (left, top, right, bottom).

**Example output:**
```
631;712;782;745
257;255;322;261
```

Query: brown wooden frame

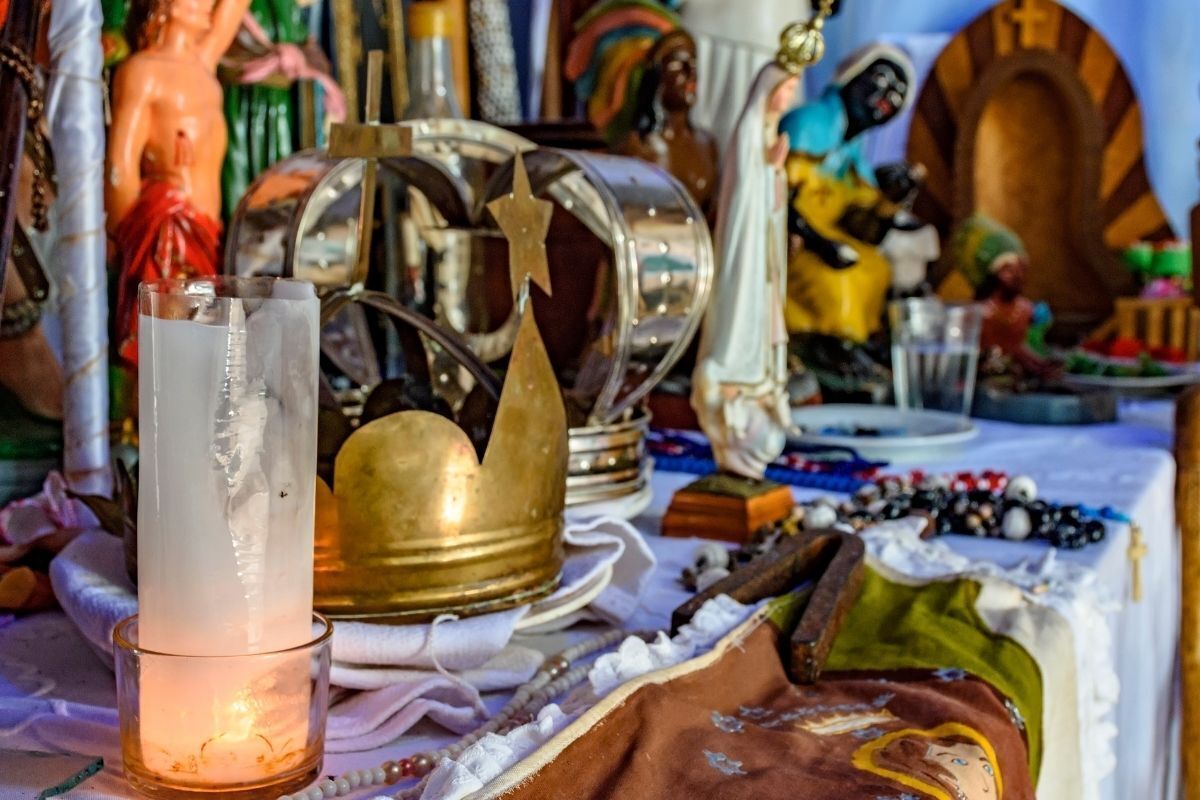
1178;388;1200;800
953;48;1131;305
908;0;1174;314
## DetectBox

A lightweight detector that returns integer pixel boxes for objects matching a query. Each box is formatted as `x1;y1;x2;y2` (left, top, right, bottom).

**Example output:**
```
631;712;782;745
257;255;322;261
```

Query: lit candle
135;278;319;787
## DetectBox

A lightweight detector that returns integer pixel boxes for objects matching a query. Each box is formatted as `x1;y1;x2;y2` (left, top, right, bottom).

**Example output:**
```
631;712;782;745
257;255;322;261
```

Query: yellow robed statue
780;43;922;343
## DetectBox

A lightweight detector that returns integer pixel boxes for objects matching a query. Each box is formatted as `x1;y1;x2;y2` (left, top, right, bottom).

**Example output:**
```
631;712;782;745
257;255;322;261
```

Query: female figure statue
690;62;800;479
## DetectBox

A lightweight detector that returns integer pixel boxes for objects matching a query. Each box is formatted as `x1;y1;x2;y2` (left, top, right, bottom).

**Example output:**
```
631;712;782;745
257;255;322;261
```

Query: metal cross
1007;0;1049;49
327;49;414;288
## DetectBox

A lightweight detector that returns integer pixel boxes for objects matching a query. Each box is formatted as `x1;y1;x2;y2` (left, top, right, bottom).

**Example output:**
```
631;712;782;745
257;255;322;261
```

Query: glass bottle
403;2;464;120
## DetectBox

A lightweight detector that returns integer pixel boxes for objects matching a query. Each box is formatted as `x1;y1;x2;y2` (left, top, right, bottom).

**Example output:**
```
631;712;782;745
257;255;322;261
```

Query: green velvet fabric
826;568;1045;779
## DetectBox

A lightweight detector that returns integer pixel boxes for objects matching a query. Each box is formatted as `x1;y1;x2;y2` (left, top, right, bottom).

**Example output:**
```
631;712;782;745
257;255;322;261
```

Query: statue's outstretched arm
200;0;254;69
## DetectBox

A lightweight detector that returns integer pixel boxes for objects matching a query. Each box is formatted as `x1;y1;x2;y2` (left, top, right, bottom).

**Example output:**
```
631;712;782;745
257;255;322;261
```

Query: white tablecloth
0;402;1180;800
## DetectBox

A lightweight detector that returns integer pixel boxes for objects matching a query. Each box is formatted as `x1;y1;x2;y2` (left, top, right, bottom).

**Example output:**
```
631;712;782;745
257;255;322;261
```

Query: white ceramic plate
789;404;978;463
1060;370;1200;394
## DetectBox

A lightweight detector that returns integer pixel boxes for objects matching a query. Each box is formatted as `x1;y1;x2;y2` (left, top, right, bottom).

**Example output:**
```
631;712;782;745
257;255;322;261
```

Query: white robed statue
691;61;801;479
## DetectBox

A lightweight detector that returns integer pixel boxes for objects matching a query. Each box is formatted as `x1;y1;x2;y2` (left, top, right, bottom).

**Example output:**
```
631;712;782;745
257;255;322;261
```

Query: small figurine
779;43;920;343
565;1;719;213
615;30;719;216
953;214;1056;377
107;0;251;366
690;61;800;479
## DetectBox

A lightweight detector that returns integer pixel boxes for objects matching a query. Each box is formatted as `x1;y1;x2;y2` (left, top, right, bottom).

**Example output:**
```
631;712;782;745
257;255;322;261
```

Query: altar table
0;403;1180;800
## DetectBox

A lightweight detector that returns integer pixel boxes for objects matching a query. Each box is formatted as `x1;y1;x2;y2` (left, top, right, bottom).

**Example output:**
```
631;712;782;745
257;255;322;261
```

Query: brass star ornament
487;152;554;297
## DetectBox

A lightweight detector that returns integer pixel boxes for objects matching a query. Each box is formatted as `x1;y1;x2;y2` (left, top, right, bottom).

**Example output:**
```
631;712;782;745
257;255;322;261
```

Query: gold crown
314;154;568;622
776;0;836;74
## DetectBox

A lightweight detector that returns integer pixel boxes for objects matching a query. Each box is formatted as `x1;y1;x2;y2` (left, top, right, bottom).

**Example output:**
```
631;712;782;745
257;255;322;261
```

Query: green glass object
101;0;130;66
221;0;308;220
1151;244;1191;280
1122;241;1153;276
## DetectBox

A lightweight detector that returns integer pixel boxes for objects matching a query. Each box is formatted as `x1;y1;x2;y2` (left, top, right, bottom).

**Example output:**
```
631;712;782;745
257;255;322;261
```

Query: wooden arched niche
909;0;1173;331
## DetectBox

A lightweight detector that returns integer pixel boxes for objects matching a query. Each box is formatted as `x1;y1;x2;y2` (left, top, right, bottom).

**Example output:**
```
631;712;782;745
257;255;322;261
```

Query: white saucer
789;404;978;463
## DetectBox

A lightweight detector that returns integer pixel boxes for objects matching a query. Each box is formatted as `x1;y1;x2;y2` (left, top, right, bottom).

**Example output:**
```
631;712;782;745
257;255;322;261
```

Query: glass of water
889;298;983;414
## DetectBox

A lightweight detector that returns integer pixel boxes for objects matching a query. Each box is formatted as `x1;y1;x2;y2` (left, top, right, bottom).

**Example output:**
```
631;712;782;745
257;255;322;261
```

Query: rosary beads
278;628;647;800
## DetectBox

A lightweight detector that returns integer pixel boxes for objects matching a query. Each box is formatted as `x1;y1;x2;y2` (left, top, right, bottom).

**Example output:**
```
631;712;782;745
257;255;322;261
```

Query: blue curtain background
807;0;1200;235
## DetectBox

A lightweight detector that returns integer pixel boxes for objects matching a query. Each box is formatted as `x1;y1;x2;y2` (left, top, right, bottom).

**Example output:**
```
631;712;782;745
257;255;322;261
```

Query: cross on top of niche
1007;0;1050;49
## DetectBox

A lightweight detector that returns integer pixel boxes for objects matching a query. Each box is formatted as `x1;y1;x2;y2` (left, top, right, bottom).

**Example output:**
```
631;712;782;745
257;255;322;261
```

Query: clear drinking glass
889;298;984;414
114;613;332;799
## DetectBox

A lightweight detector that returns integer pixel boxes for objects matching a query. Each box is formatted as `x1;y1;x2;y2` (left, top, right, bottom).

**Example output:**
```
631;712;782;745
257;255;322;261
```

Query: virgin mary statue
691;62;800;479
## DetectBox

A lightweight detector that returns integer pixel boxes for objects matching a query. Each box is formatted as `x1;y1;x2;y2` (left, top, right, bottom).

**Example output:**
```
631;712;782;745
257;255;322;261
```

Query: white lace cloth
46;516;656;751
0;407;1178;799
417;594;755;800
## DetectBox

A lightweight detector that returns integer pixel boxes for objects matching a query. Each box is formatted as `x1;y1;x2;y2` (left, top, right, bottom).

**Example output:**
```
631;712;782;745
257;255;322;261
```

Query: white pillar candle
135;279;319;785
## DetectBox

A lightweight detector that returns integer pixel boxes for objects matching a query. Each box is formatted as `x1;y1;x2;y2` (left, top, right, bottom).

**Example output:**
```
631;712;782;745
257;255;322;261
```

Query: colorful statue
565;1;718;213
690;62;800;479
106;0;250;366
614;30;719;216
954;214;1056;376
780;43;919;343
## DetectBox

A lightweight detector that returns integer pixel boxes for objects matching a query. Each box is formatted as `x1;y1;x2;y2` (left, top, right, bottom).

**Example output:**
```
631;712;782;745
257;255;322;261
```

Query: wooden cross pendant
1127;522;1148;603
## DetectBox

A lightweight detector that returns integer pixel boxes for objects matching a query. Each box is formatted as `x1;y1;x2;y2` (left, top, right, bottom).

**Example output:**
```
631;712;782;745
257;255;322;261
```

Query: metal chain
0;41;53;230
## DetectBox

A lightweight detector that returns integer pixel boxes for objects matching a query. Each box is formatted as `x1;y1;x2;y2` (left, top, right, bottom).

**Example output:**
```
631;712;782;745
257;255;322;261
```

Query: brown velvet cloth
497;620;1033;800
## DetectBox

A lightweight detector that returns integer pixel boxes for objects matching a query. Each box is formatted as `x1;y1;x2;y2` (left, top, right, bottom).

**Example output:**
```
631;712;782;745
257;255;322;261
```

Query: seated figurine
953;214;1058;378
779;43;920;344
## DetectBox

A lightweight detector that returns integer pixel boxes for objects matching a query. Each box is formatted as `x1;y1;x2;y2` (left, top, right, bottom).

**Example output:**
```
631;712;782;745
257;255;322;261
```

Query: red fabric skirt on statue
112;180;222;366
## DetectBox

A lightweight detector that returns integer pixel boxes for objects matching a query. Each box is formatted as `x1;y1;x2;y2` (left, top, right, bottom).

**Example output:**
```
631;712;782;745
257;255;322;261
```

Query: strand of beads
278;629;645;800
826;471;1109;549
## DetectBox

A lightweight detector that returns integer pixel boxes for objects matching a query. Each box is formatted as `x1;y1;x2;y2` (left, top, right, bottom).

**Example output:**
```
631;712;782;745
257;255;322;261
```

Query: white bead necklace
280;628;648;800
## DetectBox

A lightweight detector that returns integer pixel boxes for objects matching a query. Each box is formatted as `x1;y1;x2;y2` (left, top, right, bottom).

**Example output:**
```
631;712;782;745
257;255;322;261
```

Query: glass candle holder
129;277;323;797
114;613;333;799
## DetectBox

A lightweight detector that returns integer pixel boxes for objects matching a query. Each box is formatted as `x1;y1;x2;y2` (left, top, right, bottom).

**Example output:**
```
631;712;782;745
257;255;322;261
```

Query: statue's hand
768;133;791;169
790;207;859;269
814;242;860;270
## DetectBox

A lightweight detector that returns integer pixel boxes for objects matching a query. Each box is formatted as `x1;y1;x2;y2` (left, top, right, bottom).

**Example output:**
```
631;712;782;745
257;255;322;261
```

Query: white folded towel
48;516;656;750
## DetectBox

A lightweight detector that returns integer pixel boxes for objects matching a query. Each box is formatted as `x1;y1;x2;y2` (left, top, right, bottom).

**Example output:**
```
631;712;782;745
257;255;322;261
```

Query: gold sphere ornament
776;0;838;74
